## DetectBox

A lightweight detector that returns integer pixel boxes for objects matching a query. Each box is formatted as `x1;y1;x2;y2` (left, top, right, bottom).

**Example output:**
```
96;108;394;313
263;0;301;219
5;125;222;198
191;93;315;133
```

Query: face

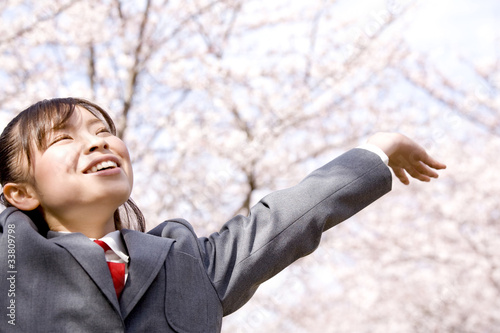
29;107;134;230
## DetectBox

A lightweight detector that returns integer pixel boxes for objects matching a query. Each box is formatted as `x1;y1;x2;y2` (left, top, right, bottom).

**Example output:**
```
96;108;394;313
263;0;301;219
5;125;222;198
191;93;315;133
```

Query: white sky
405;0;499;60
336;0;498;62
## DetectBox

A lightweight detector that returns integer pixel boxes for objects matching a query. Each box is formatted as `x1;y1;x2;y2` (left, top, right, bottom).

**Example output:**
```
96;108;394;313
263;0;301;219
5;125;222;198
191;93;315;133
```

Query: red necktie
94;239;126;298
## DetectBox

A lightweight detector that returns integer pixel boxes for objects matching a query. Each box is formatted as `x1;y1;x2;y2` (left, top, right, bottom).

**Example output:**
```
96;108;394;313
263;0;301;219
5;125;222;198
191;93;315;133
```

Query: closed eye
48;134;73;147
96;127;111;136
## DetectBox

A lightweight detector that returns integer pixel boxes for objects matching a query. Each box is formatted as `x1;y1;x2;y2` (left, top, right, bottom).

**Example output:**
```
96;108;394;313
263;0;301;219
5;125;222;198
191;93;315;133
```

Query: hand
367;132;447;185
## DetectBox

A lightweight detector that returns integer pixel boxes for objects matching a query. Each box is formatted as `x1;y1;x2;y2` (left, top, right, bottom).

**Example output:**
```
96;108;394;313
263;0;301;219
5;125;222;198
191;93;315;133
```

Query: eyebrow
86;117;106;128
51;115;105;133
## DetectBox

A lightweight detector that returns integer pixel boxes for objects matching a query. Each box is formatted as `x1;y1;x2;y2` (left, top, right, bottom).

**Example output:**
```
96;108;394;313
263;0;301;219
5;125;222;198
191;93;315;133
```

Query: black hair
0;97;146;233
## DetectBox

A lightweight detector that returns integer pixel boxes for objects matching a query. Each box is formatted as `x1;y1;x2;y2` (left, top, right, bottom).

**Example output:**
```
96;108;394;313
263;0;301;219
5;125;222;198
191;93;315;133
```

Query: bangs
30;102;75;151
16;98;117;167
0;97;144;231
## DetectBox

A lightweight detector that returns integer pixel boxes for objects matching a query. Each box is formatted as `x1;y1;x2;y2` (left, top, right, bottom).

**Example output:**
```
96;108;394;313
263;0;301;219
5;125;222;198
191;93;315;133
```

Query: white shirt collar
92;230;129;263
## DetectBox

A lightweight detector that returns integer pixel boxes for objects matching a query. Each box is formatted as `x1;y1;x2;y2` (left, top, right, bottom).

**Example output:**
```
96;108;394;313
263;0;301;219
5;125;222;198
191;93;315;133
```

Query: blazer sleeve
198;148;392;315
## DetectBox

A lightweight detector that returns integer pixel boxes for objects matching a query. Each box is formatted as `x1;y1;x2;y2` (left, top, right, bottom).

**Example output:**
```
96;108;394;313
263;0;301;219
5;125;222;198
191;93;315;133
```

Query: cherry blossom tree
0;0;498;331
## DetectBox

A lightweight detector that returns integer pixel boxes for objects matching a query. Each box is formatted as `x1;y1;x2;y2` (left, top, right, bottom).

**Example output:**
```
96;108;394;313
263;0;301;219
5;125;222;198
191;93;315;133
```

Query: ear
2;183;40;211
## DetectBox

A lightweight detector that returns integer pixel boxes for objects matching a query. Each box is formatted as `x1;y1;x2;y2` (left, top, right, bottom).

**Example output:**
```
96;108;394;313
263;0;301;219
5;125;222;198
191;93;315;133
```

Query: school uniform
0;148;392;332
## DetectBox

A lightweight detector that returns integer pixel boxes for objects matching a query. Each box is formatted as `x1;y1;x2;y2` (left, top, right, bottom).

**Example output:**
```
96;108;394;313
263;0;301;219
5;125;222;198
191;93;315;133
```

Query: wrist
367;132;401;158
357;143;389;165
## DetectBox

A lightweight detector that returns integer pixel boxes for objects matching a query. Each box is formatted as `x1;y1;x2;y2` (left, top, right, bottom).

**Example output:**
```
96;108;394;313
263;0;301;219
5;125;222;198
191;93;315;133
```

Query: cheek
34;149;79;185
112;139;134;181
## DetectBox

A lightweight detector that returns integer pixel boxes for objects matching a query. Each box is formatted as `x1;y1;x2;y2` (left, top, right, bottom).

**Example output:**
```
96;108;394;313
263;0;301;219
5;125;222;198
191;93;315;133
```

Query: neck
45;212;117;239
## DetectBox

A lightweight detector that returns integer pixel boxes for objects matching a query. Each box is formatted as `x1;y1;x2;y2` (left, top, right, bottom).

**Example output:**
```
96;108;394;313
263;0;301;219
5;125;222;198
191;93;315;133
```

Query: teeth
87;160;118;174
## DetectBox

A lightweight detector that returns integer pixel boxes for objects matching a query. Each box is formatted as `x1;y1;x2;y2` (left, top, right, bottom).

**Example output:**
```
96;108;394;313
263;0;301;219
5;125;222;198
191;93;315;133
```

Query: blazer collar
119;229;173;318
47;229;174;319
47;231;122;314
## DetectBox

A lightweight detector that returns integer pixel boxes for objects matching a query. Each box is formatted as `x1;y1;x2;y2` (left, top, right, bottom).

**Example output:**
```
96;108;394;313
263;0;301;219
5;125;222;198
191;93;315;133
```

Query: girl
0;98;445;332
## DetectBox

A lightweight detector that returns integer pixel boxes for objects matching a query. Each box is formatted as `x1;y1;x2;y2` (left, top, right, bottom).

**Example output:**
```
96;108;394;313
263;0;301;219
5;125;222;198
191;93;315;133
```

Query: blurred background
0;0;498;331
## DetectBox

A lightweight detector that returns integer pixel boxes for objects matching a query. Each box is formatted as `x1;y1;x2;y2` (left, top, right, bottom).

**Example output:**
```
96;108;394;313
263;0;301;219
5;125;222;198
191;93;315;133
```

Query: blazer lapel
119;229;173;318
47;232;121;313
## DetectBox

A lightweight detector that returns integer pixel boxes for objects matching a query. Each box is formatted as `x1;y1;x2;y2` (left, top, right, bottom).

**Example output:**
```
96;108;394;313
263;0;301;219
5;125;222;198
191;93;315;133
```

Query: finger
414;161;439;179
421;154;447;170
406;163;432;182
391;166;410;185
396;158;432;182
405;163;438;182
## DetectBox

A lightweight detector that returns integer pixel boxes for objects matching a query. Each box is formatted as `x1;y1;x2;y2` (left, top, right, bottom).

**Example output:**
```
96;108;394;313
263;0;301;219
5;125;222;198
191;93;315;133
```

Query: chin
98;188;132;208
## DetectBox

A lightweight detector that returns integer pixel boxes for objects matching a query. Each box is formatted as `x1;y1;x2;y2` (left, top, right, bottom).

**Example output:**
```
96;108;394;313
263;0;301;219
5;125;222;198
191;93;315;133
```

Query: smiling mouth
85;161;118;174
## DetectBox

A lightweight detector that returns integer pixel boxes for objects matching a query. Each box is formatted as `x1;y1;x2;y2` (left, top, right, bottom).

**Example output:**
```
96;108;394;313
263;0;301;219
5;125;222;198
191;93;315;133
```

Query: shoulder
147;218;196;237
1;207;26;224
146;218;205;257
0;207;41;234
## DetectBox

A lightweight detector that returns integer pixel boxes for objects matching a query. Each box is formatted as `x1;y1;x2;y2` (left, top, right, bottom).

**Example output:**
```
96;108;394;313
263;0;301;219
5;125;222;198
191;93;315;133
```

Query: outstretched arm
367;132;447;185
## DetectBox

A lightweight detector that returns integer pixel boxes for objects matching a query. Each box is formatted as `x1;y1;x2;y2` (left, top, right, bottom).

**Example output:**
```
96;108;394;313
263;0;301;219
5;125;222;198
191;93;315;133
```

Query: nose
86;135;109;153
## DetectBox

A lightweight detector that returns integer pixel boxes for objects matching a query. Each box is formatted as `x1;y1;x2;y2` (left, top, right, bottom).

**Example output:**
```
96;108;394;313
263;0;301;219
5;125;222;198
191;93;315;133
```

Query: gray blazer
0;149;391;332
